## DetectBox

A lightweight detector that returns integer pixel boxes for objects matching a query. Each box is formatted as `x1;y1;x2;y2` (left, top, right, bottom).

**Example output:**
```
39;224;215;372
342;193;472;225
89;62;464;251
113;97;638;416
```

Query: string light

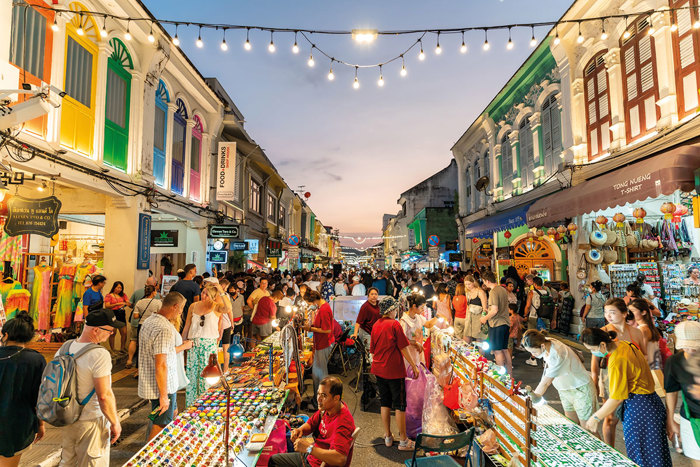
124;20;131;41
418;40;425;60
292;31;299;53
327;60;335;81
100;15;108;38
220;29;228;51
435;32;442;54
647;15;655;35
483;29;490;50
307;46;315;67
172;24;180;46
268;31;275;52
671;19;678;32
600;19;608;40
76;13;84;35
623;17;631;39
507;27;514;49
353;66;360;89
148;23;155;43
196;26;203;48
529;26;537;47
577;22;584;43
694;17;700;29
51;14;59;32
460;31;467;53
400;55;407;76
553;26;560;45
377;65;384;87
243;28;251;50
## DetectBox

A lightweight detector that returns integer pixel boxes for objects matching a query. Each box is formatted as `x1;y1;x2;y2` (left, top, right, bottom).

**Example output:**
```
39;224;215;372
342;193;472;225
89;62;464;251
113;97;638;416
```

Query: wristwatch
306;444;314;455
591;414;601;422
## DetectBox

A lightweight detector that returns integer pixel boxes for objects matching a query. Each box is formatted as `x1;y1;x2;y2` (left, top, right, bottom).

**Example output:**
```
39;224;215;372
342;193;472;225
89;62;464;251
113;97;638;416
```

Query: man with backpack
54;309;123;466
524;277;556;367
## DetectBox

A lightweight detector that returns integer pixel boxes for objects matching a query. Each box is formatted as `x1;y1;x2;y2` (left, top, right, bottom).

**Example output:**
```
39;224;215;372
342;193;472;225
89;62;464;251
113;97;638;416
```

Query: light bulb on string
124;20;131;41
648;16;655;35
553;26;560;45
292;31;299;53
148;23;155;43
671;20;678;32
307;47;315;67
172;24;180;46
400;55;407;76
378;65;385;87
327;61;335;81
353;66;360;90
244;28;251;50
577;22;584;43
600;20;608;40
460;31;467;53
51;15;59;32
694;18;700;29
77;13;84;36
507;27;514;50
220;29;228;51
482;29;490;50
99;15;108;38
418;40;425;60
435;32;442;54
268;31;276;52
196;26;203;48
623;17;631;39
530;26;537;47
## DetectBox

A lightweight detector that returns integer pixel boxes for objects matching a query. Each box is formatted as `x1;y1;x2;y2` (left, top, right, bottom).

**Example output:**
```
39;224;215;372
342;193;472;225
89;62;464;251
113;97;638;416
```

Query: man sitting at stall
269;376;356;467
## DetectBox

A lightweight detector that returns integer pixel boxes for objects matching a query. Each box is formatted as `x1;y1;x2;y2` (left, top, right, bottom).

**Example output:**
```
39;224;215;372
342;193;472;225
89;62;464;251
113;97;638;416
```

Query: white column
93;42;110;164
455;153;468;216
129;70;145;176
651;10;678;128
47;12;68;146
604;48;626;151
557;55;577;165
493;144;503;200
570;78;587;165
184;118;195;197
165;103;176;189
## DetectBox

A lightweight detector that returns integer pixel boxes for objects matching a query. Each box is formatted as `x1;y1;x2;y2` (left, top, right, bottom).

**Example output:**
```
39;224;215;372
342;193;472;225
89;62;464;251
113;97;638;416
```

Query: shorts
130;324;139;341
464;313;486;340
113;308;126;323
558;381;598;421
221;326;232;345
488;324;510;351
149;393;177;426
251;322;273;338
681;416;700;460
376;375;407;411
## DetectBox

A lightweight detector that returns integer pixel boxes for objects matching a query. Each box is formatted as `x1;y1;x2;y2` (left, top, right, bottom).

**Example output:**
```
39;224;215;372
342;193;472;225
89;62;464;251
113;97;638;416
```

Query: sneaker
525;358;538;366
384;435;394;447
398;439;415;451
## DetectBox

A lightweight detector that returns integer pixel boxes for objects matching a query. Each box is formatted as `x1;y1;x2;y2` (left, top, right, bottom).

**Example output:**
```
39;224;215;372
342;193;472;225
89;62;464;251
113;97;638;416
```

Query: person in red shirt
269;376;355;467
351;287;380;351
370;296;419;451
303;290;334;410
252;290;283;341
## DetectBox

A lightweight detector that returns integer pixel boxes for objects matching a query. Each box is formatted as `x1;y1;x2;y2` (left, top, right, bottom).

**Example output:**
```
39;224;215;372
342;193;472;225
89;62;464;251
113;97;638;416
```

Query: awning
526;144;700;227
464;203;531;238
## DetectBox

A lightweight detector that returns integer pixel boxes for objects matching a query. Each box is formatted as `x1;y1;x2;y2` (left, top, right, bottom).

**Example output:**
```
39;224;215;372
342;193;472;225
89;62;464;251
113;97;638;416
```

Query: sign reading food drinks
216;142;236;201
5;196;62;238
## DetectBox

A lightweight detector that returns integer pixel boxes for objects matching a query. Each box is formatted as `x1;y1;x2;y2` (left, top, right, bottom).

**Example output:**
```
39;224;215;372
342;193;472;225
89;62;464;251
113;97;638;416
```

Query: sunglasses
199;315;206;327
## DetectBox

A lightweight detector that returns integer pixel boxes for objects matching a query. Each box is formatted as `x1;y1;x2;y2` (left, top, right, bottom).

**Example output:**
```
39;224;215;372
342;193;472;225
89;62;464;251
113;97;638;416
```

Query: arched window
541;94;561;176
153;80;169;187
501;134;513;195
585;51;612;160
171;98;187;195
189;115;203;201
519;118;534;189
473;159;481;210
103;38;132;171
621;16;660;142
60;3;99;156
671;0;700;118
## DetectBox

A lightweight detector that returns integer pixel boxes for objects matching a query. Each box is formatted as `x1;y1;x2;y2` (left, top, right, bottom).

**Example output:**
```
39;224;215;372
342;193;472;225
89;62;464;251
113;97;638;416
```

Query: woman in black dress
0;311;46;466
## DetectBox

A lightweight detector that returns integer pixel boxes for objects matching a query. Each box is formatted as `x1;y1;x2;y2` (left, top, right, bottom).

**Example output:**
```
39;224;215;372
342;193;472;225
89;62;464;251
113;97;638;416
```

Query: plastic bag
478;428;499;454
460;381;479;411
422;373;458;436
432;353;452;387
405;364;429;438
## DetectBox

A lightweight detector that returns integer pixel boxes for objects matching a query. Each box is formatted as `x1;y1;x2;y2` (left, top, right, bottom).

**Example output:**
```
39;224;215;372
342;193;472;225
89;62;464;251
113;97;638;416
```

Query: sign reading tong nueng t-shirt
5;196;62;238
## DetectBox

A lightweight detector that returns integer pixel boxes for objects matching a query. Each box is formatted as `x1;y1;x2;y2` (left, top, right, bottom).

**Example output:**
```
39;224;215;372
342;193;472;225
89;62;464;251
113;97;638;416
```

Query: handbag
443;371;461;410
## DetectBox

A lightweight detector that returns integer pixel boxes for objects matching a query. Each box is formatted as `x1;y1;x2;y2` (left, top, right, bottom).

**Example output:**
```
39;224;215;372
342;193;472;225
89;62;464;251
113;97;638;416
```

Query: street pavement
20;336;693;466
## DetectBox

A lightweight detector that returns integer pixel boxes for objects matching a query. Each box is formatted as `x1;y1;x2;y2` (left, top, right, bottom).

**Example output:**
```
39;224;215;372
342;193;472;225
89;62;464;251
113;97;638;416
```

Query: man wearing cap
664;320;700;464
169;264;200;332
350;276;366;296
58;308;124;466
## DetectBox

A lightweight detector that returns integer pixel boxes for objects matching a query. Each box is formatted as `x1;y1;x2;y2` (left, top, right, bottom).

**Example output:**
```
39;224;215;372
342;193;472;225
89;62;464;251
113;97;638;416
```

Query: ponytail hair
407;293;426;309
581;327;617;346
521;329;548;349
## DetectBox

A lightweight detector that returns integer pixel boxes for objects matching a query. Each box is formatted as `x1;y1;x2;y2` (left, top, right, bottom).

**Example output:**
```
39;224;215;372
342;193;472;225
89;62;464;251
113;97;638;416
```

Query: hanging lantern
527;230;536;239
633;207;647;224
567;223;578;233
672;204;689;223
472;238;479;244
504;230;512;239
596;215;608;229
536;229;545;239
660;202;676;220
613;212;626;229
547;227;557;239
557;225;567;235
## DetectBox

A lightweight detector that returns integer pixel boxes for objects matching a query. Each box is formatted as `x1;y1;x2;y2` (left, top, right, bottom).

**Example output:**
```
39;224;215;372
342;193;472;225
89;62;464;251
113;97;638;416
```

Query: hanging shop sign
151;230;179;247
428;245;440;261
244;239;259;254
207;250;228;263
287;246;300;262
5;196;62;238
216;142;237;201
266;240;282;258
445;241;459;251
208;224;241;239
448;252;463;262
229;241;247;251
137;214;151;270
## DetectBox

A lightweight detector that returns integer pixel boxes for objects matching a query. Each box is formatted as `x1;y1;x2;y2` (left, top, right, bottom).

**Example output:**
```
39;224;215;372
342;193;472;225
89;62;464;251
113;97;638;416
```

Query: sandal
125;362;133;369
398;439;415;451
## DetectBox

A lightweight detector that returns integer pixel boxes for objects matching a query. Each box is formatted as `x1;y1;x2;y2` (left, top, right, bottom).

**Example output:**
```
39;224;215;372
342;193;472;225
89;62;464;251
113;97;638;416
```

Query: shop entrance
473;242;493;270
512;238;555;280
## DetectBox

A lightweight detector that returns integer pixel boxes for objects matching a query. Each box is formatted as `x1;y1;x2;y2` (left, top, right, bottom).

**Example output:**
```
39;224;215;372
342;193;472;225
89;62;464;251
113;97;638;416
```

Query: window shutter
640;63;655;92
154;106;165;151
190;137;201;171
678;4;692;35
542;110;552;153
626;74;638;100
680;35;696;68
597;69;607;93
105;68;126;128
588;101;597;124
65;37;93;107
587;79;595;100
624;47;636;73
639;36;652;64
599;94;609;119
9;1;47;81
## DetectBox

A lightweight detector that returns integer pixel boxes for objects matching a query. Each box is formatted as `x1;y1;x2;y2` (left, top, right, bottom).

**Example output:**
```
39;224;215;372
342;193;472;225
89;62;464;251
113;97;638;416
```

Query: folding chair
320;427;360;467
404;428;476;467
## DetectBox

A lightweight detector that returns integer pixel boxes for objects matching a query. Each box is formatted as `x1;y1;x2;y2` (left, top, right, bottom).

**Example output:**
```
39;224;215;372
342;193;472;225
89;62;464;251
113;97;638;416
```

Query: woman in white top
181;283;231;406
126;285;161;369
399;293;437;369
522;329;597;427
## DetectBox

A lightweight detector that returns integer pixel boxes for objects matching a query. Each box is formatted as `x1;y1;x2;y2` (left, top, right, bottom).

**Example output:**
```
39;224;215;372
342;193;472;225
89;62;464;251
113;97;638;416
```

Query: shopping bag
422;373;458;436
443;377;461;410
256;420;288;466
405;364;429;438
423;336;431;370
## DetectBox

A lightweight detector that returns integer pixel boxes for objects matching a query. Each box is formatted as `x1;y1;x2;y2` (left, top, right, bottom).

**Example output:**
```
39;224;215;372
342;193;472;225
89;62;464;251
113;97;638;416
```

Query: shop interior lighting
351;29;378;44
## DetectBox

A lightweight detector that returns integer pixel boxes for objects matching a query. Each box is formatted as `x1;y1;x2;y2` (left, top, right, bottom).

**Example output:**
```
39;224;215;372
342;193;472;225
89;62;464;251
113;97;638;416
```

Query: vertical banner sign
216;142;237;201
137;213;152;270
